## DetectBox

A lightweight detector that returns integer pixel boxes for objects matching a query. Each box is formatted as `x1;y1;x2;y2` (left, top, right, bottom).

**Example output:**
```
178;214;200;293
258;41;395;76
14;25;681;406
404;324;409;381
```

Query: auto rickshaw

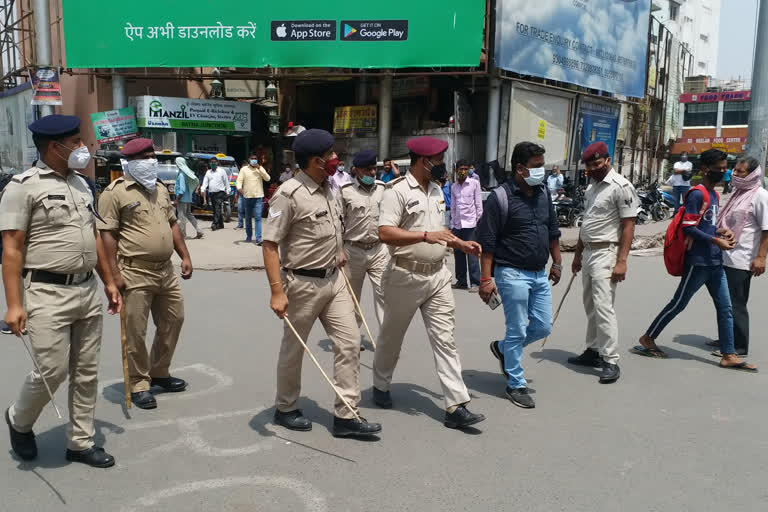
184;153;239;220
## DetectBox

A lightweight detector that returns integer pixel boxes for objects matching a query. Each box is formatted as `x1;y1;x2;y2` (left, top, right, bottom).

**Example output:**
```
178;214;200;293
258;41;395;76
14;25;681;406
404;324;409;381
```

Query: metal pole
486;73;501;172
746;0;768;168
112;72;127;110
33;0;53;116
378;73;392;159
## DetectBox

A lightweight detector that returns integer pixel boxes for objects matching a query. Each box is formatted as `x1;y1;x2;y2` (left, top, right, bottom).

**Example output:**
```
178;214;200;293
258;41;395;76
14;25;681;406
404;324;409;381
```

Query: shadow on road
529;348;601;376
462;369;536;399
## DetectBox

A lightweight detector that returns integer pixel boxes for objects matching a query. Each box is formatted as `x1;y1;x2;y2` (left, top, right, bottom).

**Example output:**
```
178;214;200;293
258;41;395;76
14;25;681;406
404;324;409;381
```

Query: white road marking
99;363;234;402
120;475;328;512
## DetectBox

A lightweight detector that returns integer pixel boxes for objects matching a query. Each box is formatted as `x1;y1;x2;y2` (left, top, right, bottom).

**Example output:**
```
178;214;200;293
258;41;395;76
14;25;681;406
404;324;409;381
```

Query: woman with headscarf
715;157;768;356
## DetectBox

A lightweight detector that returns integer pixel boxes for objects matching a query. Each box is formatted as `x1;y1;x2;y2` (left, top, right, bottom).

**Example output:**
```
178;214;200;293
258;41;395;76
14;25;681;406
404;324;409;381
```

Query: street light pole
33;0;53;116
746;0;768;168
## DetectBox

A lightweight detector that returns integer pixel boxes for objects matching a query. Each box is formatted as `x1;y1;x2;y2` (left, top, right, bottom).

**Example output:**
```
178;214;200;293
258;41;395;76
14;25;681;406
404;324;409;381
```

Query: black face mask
429;163;447;182
708;170;725;183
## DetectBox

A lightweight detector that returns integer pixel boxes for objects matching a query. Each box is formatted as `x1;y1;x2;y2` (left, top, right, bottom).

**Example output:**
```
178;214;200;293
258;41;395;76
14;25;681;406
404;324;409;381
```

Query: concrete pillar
716;100;724;138
746;0;768;167
378;74;393;159
486;75;501;165
112;73;128;110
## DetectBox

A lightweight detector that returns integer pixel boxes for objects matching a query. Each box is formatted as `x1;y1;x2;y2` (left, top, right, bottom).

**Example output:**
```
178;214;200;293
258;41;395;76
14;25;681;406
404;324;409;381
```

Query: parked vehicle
552;184;585;227
184;153;239;220
636;181;671;221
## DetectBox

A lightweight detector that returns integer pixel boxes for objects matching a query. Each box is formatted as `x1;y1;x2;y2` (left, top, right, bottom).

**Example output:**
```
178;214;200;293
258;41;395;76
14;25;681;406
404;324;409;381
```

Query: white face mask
58;144;91;169
125;158;159;192
524;167;546;186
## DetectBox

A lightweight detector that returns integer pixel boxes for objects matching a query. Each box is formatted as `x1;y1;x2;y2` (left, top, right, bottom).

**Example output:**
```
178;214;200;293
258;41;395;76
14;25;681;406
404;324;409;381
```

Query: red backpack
663;185;716;276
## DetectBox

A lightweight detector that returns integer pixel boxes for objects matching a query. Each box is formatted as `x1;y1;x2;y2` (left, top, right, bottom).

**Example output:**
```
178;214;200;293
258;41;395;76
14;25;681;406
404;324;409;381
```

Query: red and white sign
679;91;751;103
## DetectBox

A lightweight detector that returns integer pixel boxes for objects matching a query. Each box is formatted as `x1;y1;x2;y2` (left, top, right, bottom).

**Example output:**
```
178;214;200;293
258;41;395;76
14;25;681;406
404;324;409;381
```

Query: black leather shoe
5;408;36;461
444;405;485;429
373;387;392;409
274;409;312;431
599;362;620;384
65;446;115;468
506;387;535;408
567;348;603;368
489;341;506;376
332;416;382;438
130;391;157;410
150;376;187;392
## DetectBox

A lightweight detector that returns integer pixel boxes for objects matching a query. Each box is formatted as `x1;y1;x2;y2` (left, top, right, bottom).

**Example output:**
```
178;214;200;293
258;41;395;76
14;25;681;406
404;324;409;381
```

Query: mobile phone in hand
488;291;502;310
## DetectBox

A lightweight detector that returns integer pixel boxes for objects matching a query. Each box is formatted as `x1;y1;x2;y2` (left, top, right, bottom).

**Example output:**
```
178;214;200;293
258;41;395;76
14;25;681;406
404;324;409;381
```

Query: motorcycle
552;185;585;227
637;181;671;221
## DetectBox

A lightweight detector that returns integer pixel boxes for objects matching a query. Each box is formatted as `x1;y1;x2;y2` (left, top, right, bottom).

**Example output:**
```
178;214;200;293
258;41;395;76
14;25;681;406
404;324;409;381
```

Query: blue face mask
359;175;375;186
524;167;546;186
469;169;475;176
249;159;258;166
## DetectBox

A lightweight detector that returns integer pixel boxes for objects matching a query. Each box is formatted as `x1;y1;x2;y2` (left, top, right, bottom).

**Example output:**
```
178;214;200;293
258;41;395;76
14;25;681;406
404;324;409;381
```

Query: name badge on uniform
124;201;141;210
315;210;328;219
47;194;65;201
407;200;420;208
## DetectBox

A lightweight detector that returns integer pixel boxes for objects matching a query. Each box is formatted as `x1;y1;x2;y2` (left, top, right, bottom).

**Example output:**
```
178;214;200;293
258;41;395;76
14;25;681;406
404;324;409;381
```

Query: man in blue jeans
635;149;757;372
236;153;271;244
477;142;562;408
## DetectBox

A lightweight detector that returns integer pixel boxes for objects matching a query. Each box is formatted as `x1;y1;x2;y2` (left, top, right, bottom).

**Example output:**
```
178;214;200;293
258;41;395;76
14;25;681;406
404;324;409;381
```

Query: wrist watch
551;263;562;271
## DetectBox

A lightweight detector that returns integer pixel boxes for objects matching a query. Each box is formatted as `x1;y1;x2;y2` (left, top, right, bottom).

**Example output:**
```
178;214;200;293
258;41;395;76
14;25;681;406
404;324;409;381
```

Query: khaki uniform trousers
9;277;103;451
276;270;361;419
582;245;620;364
120;260;185;393
373;264;471;409
343;242;389;329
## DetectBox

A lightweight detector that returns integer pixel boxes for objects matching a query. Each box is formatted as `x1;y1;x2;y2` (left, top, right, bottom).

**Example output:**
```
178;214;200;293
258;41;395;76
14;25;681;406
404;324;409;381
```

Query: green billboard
61;0;485;68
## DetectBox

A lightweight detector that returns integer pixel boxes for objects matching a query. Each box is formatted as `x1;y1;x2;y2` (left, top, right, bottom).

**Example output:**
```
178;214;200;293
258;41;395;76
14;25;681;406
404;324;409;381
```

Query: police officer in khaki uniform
2;115;121;468
263;129;382;439
339;149;388;337
569;142;639;383
98;138;193;409
373;136;486;430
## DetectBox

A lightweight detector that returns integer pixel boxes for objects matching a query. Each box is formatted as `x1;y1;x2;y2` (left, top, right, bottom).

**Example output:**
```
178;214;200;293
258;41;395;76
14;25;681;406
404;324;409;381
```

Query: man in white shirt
330;159;352;192
547;166;564;195
669;152;693;211
201;159;231;230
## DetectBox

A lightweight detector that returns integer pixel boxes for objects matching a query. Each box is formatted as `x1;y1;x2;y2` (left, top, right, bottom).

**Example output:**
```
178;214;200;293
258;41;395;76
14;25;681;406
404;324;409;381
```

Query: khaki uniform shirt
236;165;271;199
339;180;385;244
97;174;176;262
263;171;342;269
0;162;97;273
580;168;640;243
378;173;447;263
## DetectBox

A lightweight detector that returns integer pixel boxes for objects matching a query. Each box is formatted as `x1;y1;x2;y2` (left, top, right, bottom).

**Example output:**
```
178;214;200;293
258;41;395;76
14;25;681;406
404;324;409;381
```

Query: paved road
1;253;766;511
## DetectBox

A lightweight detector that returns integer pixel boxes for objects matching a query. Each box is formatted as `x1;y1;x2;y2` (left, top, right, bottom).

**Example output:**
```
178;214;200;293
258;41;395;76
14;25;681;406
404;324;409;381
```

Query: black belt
283;267;337;279
23;269;93;285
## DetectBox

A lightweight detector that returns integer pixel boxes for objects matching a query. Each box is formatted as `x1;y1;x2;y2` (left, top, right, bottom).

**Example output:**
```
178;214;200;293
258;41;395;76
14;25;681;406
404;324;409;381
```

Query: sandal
719;361;758;373
631;346;668;358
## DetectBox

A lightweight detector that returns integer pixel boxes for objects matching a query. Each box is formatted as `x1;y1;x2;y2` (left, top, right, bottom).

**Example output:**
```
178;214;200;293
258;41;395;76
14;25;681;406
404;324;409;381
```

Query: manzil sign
132;96;251;132
61;0;484;68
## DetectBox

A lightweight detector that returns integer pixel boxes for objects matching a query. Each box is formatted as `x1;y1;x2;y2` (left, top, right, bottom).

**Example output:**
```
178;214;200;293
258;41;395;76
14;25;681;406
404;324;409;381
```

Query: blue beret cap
582;142;609;162
121;138;155;157
28;114;81;137
353;149;377;167
406;136;449;157
293;129;334;156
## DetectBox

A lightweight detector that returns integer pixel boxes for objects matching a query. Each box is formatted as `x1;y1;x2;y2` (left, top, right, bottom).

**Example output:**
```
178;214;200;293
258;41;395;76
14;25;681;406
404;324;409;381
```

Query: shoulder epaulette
340;182;354;189
278;179;302;198
13;167;39;183
375;180;386;186
385;176;406;188
104;177;125;191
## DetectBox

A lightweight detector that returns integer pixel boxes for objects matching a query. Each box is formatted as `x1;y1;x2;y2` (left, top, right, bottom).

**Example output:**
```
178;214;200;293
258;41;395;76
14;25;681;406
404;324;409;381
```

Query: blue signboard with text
578;101;620;161
496;0;651;98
